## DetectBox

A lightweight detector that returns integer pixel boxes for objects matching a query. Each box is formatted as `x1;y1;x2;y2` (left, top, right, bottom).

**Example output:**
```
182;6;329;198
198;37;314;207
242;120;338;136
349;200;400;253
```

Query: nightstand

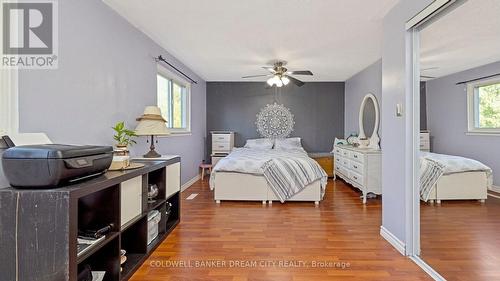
308;152;335;179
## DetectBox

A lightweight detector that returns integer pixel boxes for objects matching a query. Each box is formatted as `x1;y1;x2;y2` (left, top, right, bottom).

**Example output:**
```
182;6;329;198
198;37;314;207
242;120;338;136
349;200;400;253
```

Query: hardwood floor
421;195;500;281
131;179;430;281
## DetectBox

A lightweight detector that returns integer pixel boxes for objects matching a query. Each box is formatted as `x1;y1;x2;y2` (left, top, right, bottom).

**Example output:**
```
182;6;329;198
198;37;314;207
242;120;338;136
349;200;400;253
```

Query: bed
420;152;492;204
209;139;328;205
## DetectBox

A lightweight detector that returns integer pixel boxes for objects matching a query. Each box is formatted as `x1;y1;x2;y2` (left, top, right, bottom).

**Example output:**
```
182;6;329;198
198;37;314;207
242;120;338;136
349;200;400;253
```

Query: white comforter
210;147;328;202
420;152;493;201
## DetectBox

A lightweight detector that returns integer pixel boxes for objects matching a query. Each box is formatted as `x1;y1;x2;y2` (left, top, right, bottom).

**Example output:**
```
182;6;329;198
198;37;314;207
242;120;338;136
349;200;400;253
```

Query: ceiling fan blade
287;75;305;87
262;67;276;73
242;74;272;79
288;70;313;76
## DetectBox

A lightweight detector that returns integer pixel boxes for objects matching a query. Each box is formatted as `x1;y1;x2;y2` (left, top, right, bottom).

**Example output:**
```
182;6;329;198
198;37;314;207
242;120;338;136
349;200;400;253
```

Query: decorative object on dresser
135;106;170;158
211;131;234;166
308;152;335;178
0;158;181;281
420;130;430;151
334;145;382;203
112;121;137;157
358;93;380;149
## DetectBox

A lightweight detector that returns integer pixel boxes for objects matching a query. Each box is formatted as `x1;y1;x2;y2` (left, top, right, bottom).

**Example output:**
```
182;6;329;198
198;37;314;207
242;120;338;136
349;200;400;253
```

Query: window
467;78;500;134
157;69;191;134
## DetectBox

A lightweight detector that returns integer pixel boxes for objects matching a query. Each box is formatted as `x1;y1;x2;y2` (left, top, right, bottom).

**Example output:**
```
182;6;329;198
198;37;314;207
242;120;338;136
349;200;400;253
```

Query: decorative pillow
244;138;274;149
274;137;302;150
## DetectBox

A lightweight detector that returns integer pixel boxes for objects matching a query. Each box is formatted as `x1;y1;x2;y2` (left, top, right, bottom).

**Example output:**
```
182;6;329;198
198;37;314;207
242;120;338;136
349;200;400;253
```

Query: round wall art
255;102;295;138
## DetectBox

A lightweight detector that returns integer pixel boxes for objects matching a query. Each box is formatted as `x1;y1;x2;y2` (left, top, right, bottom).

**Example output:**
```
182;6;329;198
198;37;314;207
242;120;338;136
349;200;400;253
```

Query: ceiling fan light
275;78;283;87
281;76;290;85
267;78;274;86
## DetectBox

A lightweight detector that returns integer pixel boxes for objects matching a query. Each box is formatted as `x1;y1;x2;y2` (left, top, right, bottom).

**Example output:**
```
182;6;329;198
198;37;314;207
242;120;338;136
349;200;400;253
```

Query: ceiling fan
242;61;313;87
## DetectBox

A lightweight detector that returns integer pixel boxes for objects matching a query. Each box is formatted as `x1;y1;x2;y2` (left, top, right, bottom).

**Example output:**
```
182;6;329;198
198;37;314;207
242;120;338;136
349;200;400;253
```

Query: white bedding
210;147;328;202
420;152;493;201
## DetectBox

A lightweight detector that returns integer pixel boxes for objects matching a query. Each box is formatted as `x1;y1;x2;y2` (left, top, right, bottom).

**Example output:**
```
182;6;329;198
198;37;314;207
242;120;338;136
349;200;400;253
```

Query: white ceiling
420;0;500;80
103;0;399;82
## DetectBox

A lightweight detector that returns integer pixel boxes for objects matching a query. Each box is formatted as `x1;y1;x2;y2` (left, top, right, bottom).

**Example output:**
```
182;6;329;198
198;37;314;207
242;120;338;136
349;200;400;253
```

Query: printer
2;144;113;188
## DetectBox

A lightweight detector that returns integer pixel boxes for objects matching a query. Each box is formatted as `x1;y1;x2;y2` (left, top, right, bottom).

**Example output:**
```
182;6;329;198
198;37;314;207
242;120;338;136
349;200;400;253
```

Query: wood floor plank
421;197;500;281
130;179;430;281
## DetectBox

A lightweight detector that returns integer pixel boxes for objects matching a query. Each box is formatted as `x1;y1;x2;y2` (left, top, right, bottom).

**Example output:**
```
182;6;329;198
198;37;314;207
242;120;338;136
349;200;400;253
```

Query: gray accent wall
345;59;382;138
16;0;206;185
206;82;345;154
381;0;433;244
426;60;500;186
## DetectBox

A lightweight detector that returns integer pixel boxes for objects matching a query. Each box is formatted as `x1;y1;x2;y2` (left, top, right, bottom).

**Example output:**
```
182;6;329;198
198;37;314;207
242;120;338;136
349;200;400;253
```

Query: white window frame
156;65;192;135
0;6;19;136
466;77;500;135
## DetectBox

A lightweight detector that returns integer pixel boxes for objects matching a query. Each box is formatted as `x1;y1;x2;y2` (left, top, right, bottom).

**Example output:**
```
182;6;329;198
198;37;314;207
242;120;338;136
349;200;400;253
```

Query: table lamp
135;106;170;158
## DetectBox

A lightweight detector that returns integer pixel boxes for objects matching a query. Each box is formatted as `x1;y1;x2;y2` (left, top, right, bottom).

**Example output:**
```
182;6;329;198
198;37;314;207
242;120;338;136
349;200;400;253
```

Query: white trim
465;132;500;136
405;0;454;30
380;226;406;256
466;77;500;134
488;193;500;199
488;185;500;194
181;174;201;192
156;66;192;134
410;256;447;281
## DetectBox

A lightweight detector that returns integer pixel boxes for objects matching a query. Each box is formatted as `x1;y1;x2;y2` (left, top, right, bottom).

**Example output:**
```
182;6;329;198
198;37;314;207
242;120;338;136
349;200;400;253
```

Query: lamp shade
135;106;170;136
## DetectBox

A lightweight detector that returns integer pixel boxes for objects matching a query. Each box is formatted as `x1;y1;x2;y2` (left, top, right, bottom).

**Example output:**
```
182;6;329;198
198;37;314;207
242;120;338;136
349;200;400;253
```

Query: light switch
396;104;403;117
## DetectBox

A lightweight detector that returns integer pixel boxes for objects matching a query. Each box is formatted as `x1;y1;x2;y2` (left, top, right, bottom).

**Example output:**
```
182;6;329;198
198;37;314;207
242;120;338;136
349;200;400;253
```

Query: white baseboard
181;174;201;192
380;226;406;256
488;185;500;194
410;256;447;281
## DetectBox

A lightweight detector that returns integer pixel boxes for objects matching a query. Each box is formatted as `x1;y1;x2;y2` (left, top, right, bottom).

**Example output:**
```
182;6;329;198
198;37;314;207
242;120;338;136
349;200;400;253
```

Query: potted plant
112;121;137;155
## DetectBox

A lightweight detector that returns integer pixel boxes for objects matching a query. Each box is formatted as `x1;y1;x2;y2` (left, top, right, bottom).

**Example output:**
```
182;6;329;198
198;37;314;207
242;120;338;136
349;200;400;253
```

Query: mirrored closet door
417;0;500;279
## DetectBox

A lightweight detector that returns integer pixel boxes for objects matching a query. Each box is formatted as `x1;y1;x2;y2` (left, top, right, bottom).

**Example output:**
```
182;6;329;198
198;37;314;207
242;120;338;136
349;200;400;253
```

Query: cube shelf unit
0;157;181;281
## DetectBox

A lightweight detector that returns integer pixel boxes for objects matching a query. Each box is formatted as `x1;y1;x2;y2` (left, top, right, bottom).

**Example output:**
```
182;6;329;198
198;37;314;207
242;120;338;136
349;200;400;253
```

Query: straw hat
136;106;167;123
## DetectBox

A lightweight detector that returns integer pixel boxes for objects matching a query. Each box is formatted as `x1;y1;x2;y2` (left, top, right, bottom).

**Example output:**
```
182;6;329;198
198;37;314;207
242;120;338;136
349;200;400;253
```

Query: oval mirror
358;93;380;149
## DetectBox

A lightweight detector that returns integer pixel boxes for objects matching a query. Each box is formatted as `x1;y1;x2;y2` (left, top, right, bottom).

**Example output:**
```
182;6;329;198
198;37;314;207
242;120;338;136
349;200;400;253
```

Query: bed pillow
244;138;274;149
274;137;302;150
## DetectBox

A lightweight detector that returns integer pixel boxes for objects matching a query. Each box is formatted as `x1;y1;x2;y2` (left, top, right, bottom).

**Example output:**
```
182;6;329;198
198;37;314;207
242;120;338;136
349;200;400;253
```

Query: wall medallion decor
256;102;295;138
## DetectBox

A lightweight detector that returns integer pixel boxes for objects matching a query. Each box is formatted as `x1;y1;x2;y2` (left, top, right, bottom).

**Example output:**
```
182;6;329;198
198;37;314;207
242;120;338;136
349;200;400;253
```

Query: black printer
2;144;113;188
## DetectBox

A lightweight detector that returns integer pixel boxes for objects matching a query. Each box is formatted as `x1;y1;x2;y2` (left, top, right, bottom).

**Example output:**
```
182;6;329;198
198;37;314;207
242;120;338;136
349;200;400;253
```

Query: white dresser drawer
420;132;430;140
334;147;343;155
350;151;364;163
338;166;349;176
341;149;350;158
420;140;430;150
349;171;364;186
213;134;231;143
341;158;350;167
349;161;364;174
335;156;343;166
212;141;231;152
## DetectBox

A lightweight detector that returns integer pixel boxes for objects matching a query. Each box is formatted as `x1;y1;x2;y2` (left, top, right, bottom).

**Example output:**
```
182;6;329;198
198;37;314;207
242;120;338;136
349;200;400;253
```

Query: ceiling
103;0;399;82
420;0;500;80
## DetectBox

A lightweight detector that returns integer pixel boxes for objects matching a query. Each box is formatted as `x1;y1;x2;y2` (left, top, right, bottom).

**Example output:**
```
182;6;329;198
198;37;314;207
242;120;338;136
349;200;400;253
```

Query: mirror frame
358;93;380;149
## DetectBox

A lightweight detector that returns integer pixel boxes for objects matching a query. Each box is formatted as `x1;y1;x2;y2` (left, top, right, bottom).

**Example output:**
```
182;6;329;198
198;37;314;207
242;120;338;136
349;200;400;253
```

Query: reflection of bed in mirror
420;152;492;204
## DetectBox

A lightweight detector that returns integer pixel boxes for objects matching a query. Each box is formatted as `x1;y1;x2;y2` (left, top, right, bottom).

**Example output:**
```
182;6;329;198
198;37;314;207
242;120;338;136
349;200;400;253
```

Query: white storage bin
147;210;161;245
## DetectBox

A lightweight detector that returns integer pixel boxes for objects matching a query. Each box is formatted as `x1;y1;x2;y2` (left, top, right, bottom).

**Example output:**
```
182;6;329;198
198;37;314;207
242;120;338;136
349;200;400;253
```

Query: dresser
333;145;382;204
211;131;235;166
420;131;430;151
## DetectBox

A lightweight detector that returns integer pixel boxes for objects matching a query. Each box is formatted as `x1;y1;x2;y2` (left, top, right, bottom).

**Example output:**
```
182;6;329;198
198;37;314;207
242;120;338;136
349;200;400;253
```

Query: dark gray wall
426;60;500;186
206;82;345;153
420;82;427;130
15;0;207;185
